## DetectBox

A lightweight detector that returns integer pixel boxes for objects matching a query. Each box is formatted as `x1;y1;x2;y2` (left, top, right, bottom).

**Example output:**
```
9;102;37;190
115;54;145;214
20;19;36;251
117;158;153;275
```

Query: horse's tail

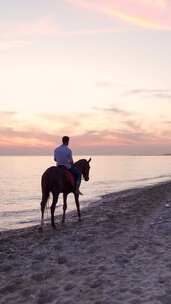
40;169;51;230
41;170;50;205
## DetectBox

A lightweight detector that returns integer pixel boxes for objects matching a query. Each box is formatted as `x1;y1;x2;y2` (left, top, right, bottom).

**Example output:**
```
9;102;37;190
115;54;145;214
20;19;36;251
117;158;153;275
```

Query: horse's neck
74;159;84;173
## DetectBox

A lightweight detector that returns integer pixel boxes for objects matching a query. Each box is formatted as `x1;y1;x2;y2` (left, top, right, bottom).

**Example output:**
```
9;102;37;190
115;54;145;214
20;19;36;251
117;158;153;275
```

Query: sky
0;0;171;155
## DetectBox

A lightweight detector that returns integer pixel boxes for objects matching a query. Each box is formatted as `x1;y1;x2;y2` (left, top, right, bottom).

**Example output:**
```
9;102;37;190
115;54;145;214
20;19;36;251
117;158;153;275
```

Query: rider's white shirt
54;144;73;169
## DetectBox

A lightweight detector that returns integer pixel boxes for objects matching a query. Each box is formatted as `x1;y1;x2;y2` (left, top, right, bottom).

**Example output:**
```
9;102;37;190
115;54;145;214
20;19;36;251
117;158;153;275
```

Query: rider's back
54;144;72;169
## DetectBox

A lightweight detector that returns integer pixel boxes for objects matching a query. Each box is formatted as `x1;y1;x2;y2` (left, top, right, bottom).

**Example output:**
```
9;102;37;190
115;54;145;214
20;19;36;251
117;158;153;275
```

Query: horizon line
0;153;170;157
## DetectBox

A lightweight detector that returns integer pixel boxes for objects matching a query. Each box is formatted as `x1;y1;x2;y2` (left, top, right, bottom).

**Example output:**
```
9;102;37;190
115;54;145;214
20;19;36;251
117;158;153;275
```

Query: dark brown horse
40;158;91;230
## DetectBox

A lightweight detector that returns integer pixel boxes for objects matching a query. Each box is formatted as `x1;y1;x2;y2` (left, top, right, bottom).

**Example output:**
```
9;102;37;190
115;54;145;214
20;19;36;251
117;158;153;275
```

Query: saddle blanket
64;170;75;187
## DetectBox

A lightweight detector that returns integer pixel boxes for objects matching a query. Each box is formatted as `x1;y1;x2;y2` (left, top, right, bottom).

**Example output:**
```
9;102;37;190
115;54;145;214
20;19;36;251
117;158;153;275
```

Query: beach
1;181;171;304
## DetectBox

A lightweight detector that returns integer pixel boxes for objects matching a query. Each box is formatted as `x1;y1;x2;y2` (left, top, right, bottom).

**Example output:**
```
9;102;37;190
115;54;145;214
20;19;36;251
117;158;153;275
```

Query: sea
0;155;171;231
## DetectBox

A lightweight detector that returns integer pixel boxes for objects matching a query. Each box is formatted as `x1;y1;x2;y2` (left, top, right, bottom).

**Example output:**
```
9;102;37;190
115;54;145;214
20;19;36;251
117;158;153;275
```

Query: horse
40;158;91;230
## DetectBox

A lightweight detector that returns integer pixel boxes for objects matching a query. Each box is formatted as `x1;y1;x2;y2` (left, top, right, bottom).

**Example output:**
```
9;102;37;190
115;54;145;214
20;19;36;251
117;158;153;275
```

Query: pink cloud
0;14;123;49
1;16;59;38
0;39;31;50
0;16;59;49
0;111;171;155
15;16;59;36
67;0;171;30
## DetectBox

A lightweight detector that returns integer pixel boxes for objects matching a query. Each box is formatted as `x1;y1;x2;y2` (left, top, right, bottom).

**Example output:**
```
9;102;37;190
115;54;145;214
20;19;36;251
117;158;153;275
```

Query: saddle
58;166;75;187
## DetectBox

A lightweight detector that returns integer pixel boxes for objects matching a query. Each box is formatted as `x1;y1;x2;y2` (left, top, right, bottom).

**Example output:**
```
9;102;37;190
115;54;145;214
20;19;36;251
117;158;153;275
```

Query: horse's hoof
52;224;57;230
38;226;43;233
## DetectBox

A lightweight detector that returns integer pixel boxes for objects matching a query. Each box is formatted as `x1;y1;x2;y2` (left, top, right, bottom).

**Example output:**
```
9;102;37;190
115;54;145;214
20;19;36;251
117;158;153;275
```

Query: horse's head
75;158;91;181
82;158;91;181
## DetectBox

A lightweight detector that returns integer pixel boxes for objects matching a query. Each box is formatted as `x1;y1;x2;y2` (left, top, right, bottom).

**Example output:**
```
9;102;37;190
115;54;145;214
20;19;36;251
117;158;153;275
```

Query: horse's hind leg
62;193;68;224
51;193;59;228
40;192;49;231
74;193;81;221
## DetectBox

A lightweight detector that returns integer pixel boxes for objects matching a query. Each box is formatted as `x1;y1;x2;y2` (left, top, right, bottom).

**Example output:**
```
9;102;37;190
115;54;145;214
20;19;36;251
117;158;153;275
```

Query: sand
1;181;171;304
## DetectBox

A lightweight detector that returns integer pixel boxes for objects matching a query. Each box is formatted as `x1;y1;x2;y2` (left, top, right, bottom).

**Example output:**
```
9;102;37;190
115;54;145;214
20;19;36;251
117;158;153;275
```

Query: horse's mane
74;159;87;165
74;159;88;170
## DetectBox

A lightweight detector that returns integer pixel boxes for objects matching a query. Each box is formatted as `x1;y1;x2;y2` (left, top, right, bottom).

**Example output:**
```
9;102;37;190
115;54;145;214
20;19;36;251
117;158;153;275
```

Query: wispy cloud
110;9;163;30
95;106;131;117
96;81;114;88
0;14;123;50
134;0;168;9
1;16;59;39
126;89;171;99
67;0;171;30
0;16;58;50
95;81;123;88
1;0;171;51
163;121;171;124
0;39;31;51
15;16;59;36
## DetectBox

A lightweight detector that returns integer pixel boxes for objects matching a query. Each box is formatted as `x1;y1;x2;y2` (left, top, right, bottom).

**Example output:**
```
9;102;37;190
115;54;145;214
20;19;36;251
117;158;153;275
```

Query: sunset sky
1;0;171;155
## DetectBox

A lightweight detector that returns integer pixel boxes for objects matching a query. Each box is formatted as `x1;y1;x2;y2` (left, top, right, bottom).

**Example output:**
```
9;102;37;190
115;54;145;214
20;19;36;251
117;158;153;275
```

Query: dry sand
1;181;171;304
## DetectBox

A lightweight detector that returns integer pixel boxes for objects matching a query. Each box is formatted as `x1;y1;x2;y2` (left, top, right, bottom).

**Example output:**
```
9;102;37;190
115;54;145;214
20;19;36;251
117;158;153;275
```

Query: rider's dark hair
62;136;69;145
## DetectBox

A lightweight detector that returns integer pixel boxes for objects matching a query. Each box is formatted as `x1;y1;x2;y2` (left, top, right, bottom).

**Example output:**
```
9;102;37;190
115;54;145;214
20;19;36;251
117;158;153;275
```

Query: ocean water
0;155;171;231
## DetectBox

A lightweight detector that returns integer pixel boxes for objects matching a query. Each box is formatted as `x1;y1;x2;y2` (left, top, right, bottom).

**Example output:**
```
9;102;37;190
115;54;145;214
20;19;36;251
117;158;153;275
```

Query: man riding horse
54;136;83;195
40;140;91;229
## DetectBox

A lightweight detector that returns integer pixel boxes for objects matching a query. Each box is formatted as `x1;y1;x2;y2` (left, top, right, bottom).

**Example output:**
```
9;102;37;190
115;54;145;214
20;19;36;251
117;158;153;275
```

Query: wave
132;174;171;183
0;208;39;216
92;174;171;185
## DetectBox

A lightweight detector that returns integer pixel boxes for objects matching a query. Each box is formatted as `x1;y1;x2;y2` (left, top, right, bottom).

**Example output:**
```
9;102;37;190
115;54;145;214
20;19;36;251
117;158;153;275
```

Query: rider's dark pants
69;165;81;186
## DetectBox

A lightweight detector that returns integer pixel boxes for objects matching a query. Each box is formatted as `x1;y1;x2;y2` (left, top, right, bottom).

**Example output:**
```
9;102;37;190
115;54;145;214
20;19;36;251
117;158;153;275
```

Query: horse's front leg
74;193;81;221
62;193;68;224
51;193;59;228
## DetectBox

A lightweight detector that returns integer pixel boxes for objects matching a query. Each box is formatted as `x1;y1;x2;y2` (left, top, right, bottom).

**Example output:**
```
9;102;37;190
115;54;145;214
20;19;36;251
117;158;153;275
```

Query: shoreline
1;179;171;234
1;180;171;303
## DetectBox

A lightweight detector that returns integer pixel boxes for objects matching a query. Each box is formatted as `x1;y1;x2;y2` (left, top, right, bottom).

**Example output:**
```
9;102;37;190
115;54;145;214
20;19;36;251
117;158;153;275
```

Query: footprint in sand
37;288;56;304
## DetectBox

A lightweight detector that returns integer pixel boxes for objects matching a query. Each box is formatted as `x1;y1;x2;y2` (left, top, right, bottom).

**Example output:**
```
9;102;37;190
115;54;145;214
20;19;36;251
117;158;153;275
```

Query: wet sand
1;181;171;304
